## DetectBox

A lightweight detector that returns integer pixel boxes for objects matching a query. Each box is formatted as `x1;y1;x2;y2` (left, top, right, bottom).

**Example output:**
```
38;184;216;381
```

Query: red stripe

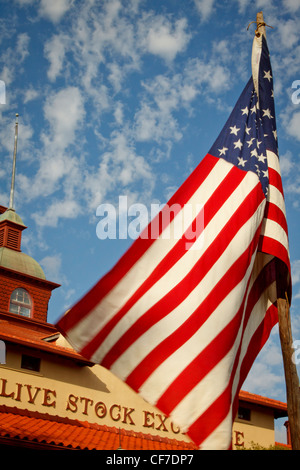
259;236;290;272
264;201;288;235
187;260;278;447
155;290;248;414
268;167;283;195
100;181;264;370
57;154;219;334
124;211;263;390
188;382;233;448
80;163;248;360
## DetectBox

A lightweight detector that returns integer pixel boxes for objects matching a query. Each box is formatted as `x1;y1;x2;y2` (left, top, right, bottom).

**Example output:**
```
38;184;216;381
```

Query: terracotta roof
0;405;197;450
0;311;92;366
239;390;288;418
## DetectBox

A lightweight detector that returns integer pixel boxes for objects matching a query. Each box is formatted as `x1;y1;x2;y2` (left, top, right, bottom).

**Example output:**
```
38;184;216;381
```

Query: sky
1;0;300;444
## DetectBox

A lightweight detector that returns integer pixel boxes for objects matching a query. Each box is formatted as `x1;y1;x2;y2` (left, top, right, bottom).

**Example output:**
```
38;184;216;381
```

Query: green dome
0;209;26;227
0;246;46;279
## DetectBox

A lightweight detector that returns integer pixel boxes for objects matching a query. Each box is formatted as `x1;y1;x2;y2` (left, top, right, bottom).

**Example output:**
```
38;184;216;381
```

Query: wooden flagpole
255;12;300;450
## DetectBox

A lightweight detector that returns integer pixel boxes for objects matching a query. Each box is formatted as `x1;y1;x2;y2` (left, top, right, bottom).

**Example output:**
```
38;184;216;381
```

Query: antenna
8;113;19;210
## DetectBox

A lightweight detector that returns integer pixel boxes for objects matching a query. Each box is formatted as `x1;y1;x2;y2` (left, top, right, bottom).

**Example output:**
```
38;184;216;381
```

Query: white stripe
168;349;235;433
267;149;282;175
199;410;233;450
91;171;263;365
67;158;233;350
111;205;263;385
261;217;288;247
267;183;286;217
231;253;277;401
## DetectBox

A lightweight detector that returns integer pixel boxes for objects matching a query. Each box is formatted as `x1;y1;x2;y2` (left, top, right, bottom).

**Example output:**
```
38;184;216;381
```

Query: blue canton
209;36;278;197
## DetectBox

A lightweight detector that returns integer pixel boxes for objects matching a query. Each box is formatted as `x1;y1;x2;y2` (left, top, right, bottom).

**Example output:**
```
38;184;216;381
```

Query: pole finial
247;11;273;37
8;113;19;211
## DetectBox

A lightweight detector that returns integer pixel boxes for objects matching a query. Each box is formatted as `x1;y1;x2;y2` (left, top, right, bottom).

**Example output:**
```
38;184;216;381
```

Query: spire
8;113;19;210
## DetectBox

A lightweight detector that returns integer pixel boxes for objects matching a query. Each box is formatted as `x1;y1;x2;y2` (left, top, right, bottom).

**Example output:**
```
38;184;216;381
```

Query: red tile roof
239;390;287;418
0;311;92;365
0;405;197;450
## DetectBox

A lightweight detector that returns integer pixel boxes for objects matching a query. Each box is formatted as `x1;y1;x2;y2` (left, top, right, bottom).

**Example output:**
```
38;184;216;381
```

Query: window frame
9;287;33;318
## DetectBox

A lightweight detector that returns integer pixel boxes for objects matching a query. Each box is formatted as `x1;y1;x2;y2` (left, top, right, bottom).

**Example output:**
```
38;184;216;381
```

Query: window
21;354;41;372
238;406;251;421
9;288;32;317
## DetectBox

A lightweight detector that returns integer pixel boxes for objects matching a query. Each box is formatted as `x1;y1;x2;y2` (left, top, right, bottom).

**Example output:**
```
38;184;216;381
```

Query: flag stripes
57;32;291;450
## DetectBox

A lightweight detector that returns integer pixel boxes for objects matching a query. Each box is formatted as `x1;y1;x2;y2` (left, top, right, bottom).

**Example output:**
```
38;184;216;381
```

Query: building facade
0;205;289;450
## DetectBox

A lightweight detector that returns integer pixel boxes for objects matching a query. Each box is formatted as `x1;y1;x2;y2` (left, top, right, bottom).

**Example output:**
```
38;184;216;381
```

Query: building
0;199;291;450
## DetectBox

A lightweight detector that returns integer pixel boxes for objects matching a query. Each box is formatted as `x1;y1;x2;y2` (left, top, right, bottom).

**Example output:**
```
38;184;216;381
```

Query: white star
246;137;255;147
257;153;266;163
237;157;247;167
262;170;268;178
241;106;249;115
234;139;243;150
250;148;258;158
264;70;272;82
256;140;262;148
245;126;251;135
230;125;240;135
263;108;273;119
250;105;257;114
273;129;277;140
218;147;228;156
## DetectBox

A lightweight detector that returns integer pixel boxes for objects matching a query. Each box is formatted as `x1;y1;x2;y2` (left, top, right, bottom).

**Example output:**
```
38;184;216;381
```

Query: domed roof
0;208;26;227
0;246;46;280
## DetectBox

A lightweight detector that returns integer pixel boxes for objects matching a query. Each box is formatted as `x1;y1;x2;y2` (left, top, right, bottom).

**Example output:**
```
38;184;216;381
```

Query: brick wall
0;271;52;322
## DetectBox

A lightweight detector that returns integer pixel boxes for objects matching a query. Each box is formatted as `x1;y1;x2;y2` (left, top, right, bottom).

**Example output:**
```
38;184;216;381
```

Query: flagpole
278;296;300;449
255;12;300;450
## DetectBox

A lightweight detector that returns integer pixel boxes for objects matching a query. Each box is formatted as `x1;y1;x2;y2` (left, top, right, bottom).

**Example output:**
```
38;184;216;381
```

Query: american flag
57;34;291;449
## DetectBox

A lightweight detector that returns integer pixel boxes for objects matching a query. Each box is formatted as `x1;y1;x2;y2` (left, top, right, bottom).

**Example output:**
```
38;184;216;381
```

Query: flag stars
218;147;228;156
237;156;247;167
230;125;240;135
234;139;243;150
263;108;273;119
246;137;255;147
273;129;277;140
264;70;272;82
245;126;251;135
241;106;249;115
257;153;266;163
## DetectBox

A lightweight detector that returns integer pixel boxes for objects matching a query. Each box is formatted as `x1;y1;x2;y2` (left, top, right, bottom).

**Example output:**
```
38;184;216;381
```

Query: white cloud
286;111;300;141
39;0;73;23
33;198;81;228
145;17;190;62
283;0;300;12
193;0;215;22
42;86;85;152
279;150;294;176
44;34;67;81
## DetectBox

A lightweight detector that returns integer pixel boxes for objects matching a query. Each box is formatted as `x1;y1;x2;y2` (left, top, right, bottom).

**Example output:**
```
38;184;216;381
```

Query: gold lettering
25;384;41;404
80;397;93;415
0;378;14;398
156;413;168;432
122;407;135;425
66;394;78;413
95;401;107;418
15;383;22;402
110;404;121;421
234;431;245;447
170;421;180;434
42;388;56;408
143;410;155;428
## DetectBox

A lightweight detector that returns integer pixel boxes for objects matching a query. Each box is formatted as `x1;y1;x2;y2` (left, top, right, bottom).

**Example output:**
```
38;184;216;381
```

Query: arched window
9;288;32;317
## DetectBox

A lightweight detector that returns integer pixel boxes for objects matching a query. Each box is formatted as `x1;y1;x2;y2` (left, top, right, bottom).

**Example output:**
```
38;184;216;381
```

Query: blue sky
1;0;300;443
